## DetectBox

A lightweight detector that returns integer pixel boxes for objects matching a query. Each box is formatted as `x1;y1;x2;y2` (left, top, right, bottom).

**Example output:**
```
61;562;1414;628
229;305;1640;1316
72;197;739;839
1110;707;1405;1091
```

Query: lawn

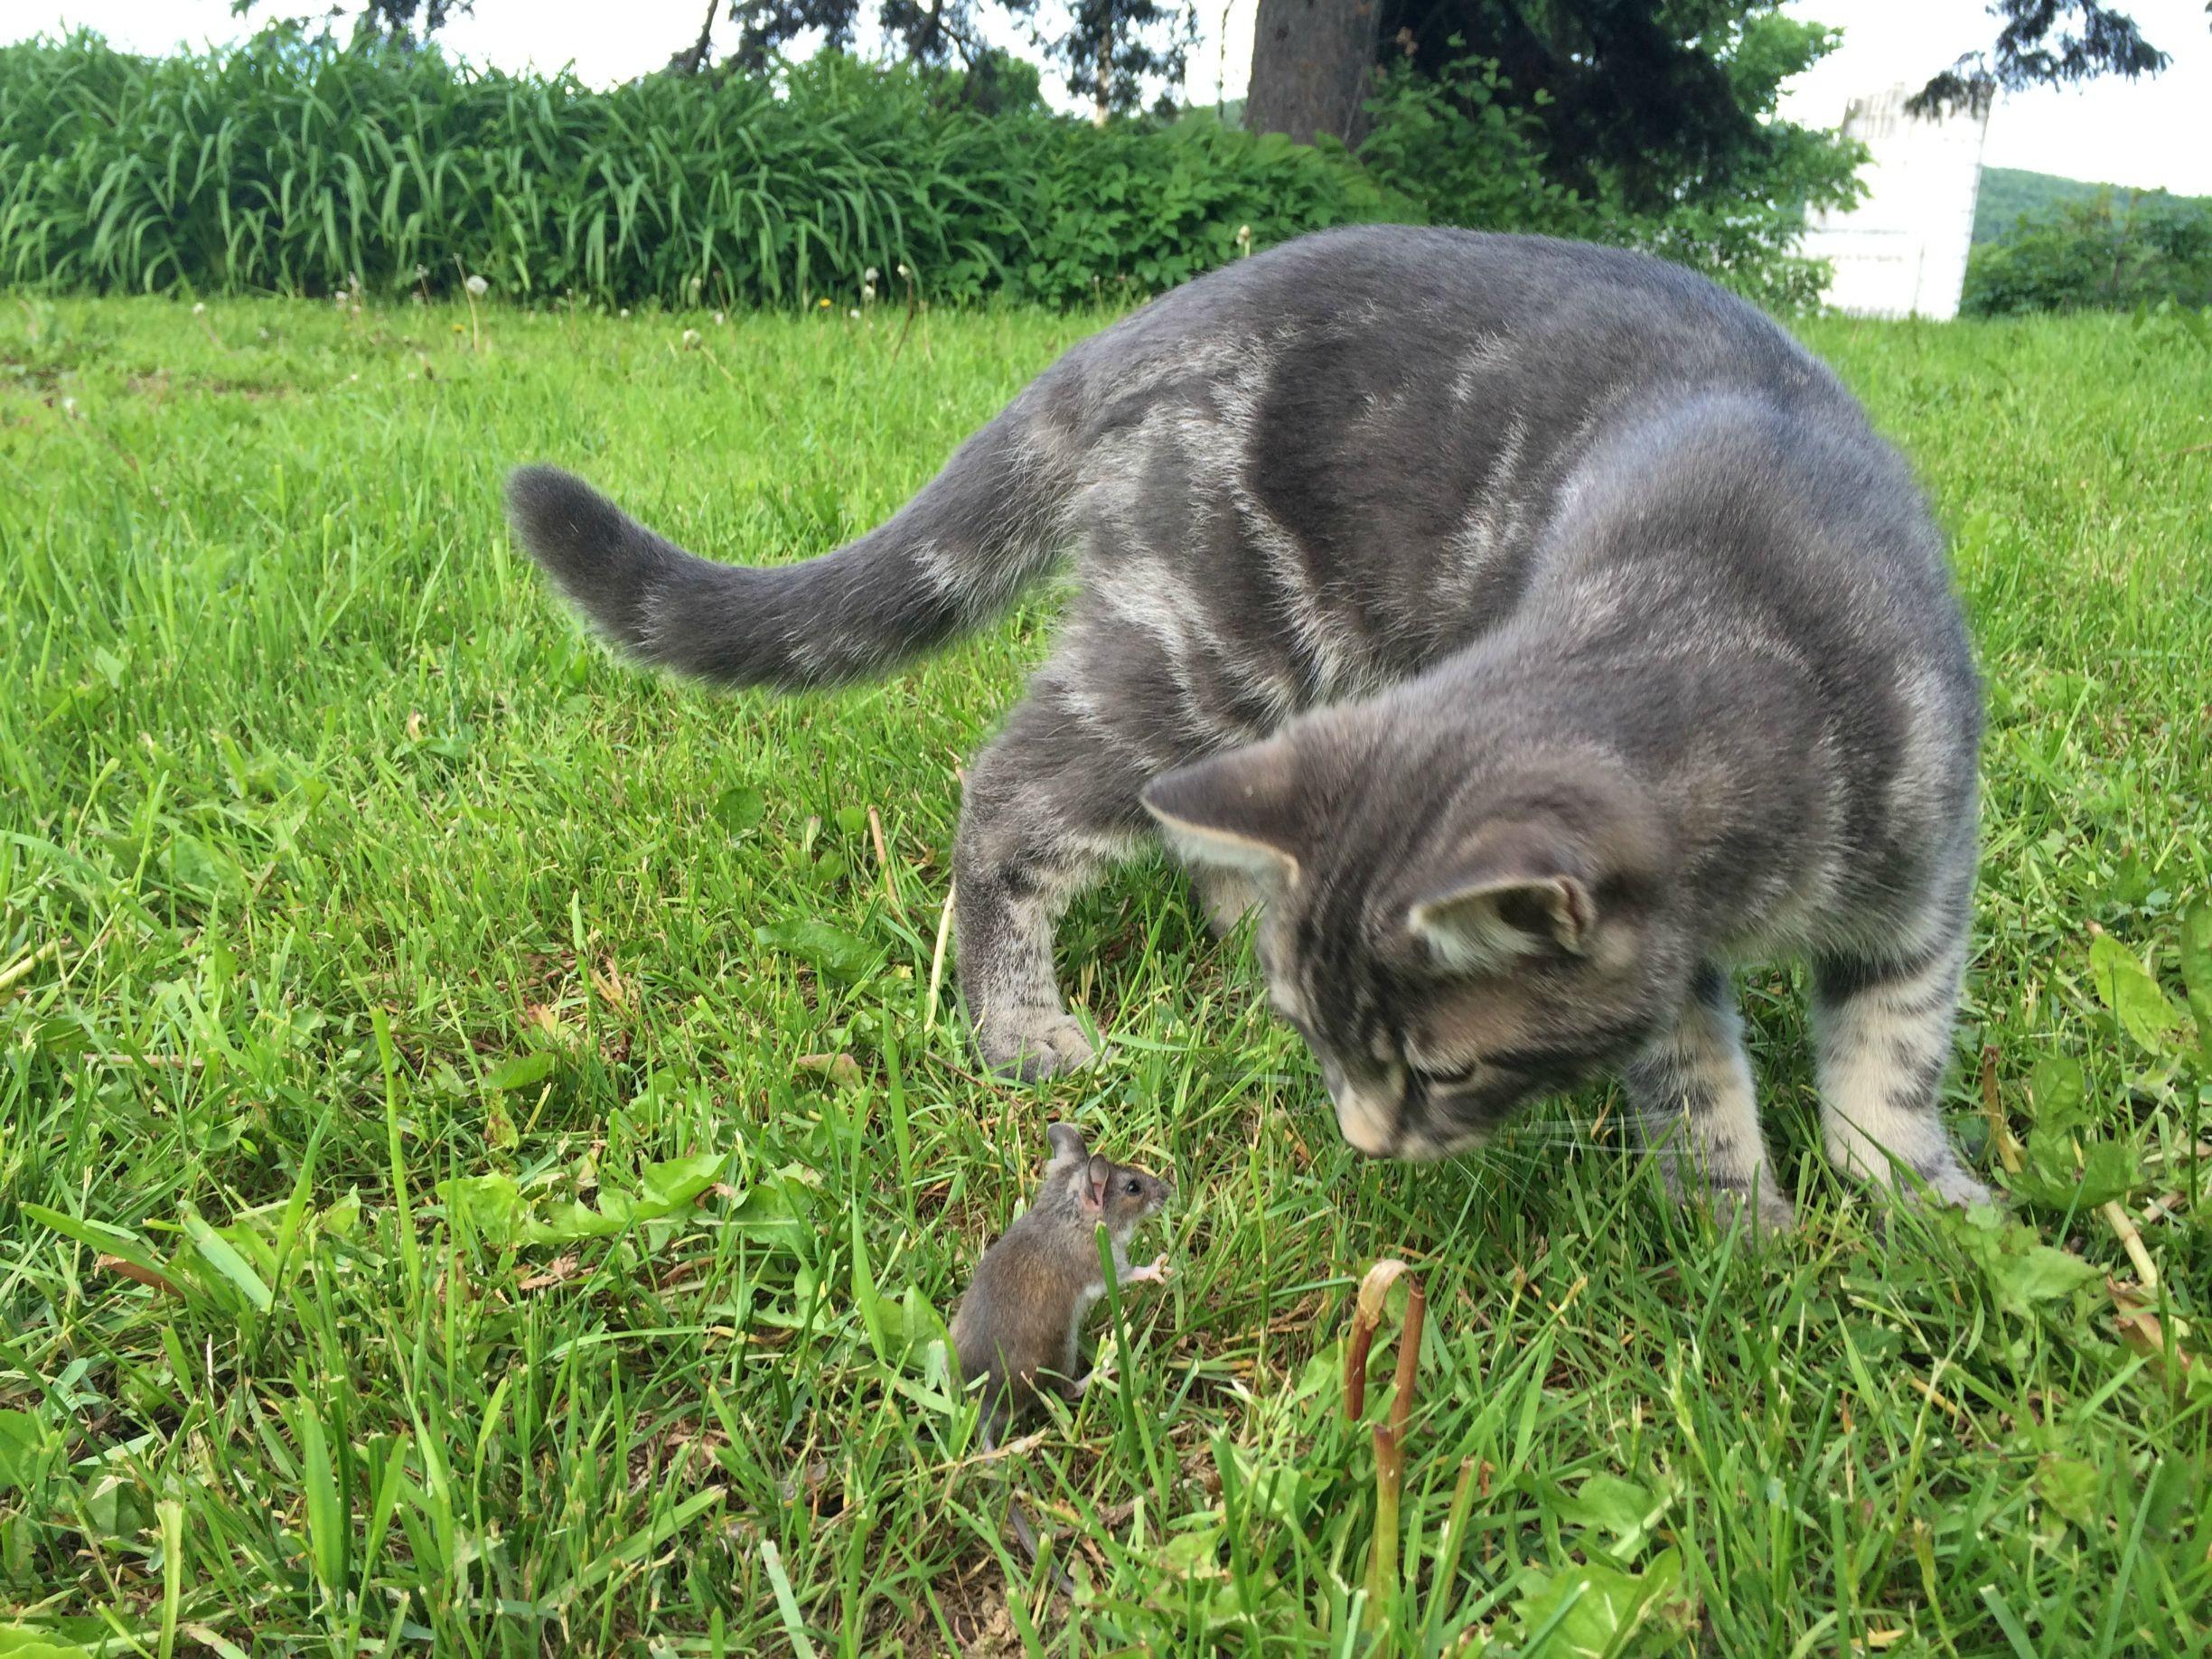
2;290;2208;1656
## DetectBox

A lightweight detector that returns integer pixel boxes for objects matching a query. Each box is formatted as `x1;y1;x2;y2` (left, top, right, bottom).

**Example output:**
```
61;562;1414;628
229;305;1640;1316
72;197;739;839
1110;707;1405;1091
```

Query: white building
1798;84;1992;319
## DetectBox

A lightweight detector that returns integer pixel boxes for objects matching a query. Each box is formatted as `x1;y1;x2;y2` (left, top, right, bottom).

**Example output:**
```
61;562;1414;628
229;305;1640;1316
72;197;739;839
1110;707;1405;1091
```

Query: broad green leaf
1514;1547;1689;1658
1998;1244;2099;1308
0;1630;100;1659
527;1199;625;1242
897;1282;951;1369
470;1150;735;1245
712;785;765;834
1157;1523;1228;1578
2180;901;2212;1064
2025;1054;2088;1130
0;1411;49;1494
1951;1206;2101;1317
83;1473;152;1541
322;1188;362;1238
2035;1456;2099;1528
1554;1473;1653;1538
754;919;877;983
639;1152;723;1210
483;1050;558;1092
2088;933;2188;1057
2013;1127;2140;1211
725;1187;805;1249
320;1186;362;1238
437;1173;526;1249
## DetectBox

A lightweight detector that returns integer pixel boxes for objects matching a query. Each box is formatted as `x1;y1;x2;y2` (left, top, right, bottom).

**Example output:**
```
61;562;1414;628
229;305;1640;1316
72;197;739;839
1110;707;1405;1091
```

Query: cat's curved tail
504;393;1072;690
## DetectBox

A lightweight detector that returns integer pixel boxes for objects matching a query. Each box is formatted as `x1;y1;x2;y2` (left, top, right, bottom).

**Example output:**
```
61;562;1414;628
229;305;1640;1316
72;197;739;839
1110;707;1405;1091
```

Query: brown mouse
950;1120;1172;1580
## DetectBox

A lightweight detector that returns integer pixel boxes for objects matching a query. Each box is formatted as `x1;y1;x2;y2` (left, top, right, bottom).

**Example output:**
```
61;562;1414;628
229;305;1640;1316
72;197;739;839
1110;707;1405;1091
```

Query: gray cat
506;225;1991;1230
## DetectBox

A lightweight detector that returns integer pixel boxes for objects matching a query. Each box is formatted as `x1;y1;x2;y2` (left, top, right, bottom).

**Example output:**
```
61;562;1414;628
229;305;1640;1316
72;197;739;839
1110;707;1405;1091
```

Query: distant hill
1973;166;2162;242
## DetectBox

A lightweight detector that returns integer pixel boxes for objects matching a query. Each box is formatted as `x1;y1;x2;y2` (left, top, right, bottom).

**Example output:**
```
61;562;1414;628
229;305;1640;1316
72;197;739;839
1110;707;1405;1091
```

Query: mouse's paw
1124;1253;1171;1285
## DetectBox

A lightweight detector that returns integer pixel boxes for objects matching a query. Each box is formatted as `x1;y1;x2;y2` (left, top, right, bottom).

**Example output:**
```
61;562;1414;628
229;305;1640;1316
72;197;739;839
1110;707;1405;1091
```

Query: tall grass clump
0;29;1400;308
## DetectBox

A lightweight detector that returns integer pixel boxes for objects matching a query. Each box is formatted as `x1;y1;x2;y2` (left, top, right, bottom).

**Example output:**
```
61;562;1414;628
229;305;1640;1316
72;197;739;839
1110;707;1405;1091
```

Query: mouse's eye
1123;1178;1141;1195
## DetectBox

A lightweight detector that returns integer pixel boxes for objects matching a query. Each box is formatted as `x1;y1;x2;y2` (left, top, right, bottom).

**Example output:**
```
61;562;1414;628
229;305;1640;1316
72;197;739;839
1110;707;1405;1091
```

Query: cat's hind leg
1811;929;1991;1208
953;680;1153;1081
1626;963;1796;1234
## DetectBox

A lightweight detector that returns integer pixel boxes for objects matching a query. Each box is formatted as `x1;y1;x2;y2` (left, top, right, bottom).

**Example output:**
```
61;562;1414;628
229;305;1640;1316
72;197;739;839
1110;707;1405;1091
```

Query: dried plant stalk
1343;1259;1424;1630
1345;1258;1408;1421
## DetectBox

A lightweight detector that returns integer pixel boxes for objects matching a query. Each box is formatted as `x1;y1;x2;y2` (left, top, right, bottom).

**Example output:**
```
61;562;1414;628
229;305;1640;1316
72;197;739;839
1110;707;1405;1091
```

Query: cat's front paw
1898;1158;1993;1211
1686;1179;1796;1237
976;1009;1097;1082
1743;1185;1798;1237
1650;1151;1795;1236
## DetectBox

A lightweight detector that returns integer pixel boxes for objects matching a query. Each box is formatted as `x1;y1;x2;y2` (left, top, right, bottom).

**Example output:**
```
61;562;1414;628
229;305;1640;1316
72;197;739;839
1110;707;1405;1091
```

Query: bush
1355;42;1861;313
0;29;1398;307
1963;192;2212;315
0;26;1837;311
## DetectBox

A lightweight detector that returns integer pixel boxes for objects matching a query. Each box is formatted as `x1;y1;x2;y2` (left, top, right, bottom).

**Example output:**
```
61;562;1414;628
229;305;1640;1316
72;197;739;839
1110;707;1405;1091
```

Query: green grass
2;291;2208;1655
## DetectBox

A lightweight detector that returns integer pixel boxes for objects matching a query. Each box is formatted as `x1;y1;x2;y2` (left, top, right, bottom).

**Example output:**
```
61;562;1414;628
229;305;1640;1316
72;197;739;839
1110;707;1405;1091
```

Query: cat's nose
1329;1083;1398;1157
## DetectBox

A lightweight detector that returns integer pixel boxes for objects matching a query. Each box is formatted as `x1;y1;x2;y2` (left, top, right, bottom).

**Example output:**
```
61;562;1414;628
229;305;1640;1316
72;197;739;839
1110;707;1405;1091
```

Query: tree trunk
666;0;718;75
1094;2;1113;125
1244;0;1381;149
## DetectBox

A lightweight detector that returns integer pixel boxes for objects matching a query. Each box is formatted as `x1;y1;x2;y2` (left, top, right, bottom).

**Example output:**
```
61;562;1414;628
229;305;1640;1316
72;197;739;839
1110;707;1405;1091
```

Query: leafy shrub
0;25;1837;310
0;29;1393;307
1964;192;2212;315
1356;39;1864;313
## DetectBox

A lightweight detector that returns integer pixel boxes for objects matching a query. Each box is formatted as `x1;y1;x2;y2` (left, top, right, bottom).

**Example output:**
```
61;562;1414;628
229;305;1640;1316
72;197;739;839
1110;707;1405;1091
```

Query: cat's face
1143;718;1675;1159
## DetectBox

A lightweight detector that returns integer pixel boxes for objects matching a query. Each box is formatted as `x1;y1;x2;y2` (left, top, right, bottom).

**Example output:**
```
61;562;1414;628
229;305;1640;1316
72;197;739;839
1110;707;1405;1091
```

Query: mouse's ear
1080;1154;1111;1216
1045;1121;1088;1172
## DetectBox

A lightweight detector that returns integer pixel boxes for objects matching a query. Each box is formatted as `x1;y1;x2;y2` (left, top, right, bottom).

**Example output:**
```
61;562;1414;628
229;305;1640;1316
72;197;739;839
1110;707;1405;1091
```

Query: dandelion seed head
192;302;206;314
464;274;489;297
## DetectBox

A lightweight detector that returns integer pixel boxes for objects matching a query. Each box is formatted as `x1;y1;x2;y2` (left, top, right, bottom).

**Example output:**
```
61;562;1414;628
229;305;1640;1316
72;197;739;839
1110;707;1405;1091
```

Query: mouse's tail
1007;1493;1077;1597
504;381;1076;692
978;1410;1076;1595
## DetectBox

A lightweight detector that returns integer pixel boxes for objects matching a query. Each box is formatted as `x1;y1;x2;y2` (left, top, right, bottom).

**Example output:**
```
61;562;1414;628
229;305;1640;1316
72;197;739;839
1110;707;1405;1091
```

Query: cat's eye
1415;1058;1482;1087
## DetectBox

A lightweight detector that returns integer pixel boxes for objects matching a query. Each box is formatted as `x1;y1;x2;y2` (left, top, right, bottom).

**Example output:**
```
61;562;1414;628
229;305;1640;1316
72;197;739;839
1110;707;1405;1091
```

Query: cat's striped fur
507;226;1991;1228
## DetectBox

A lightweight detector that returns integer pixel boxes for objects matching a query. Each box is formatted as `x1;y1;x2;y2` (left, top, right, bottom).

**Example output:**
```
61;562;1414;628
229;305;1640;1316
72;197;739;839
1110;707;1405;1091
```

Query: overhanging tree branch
1908;0;2180;118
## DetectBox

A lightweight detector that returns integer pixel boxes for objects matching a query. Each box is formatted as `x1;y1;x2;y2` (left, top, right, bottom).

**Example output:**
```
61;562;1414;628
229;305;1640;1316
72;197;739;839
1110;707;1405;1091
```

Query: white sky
7;0;2209;194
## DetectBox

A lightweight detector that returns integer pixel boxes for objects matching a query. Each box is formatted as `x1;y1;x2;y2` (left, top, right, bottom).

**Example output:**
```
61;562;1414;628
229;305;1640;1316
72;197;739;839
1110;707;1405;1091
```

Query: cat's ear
1139;739;1306;887
1407;836;1595;970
